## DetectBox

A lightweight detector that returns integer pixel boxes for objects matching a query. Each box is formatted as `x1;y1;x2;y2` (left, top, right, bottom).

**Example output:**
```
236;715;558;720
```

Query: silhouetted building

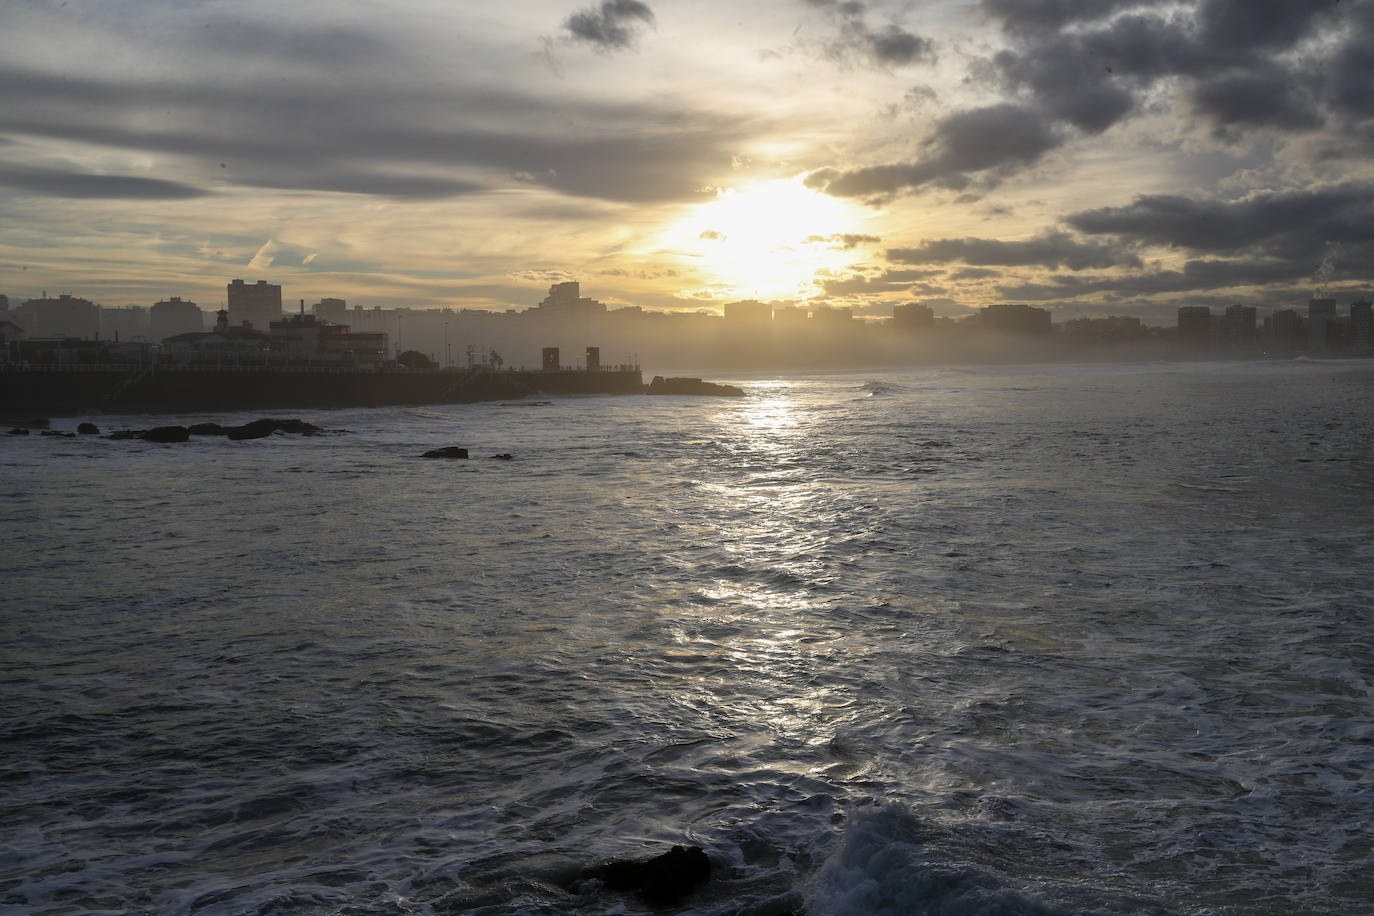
268;313;387;366
1223;304;1257;341
812;306;853;325
542;347;560;369
1268;309;1300;353
772;306;809;328
586;346;600;371
983;303;1051;334
227;279;282;331
314;298;348;323
1352;301;1372;351
99;305;148;341
724;299;771;326
1063;316;1143;342
535;282;606;320
1177;306;1212;347
151;297;204;340
163;309;271;364
892;303;934;330
23;294;99;339
0;319;23;363
1308;298;1336;351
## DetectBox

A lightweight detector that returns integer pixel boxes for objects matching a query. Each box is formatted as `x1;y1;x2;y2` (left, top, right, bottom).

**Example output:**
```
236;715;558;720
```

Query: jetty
0;364;646;414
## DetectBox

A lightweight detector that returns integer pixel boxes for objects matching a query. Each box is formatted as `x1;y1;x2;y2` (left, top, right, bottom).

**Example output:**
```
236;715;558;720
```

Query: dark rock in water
188;423;227;436
422;446;469;459
143;425;191;443
646;375;745;397
490;453;513;460
77;422;100;435
7;427;30;435
106;429;142;440
41;430;76;438
588;845;711;904
224;418;324;440
225;419;277;440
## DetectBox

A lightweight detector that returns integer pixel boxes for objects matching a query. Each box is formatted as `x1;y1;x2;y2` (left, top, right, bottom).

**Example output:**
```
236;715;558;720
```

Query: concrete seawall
1;366;644;414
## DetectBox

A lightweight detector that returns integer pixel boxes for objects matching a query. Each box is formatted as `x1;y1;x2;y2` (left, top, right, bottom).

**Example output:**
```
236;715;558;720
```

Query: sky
3;0;1374;324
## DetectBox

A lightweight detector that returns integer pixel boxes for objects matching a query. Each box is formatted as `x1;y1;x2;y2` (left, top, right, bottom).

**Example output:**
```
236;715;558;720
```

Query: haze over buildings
2;1;1374;323
3;279;1370;370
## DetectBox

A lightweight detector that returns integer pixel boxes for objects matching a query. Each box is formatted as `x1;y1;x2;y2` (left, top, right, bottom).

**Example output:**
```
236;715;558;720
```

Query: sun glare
664;178;868;301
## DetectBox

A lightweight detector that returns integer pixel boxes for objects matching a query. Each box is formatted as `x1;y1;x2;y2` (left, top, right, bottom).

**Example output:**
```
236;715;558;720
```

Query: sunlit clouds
2;0;1373;319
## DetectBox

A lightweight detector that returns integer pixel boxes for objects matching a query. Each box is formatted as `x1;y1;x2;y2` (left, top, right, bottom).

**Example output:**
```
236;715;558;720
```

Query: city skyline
4;1;1374;325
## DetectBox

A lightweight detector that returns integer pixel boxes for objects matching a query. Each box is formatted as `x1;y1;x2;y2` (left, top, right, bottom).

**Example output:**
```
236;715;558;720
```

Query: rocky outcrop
646;376;745;397
105;418;323;442
224;418;324;440
421;446;469;459
142;426;191;443
581;845;711;905
77;422;99;435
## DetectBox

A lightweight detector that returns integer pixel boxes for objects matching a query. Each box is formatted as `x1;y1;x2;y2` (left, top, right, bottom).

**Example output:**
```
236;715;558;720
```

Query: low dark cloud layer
888;230;1139;271
0;65;739;204
565;0;655;50
0;166;207;200
1067;184;1374;263
807;103;1061;198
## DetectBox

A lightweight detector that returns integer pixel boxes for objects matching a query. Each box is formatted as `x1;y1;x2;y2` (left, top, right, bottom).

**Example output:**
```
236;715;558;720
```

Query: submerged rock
490;453;514;460
7;427;30;435
224;418;324;440
77;422;100;435
586;845;711;904
422;446;469;459
142;425;191;443
187;422;227;436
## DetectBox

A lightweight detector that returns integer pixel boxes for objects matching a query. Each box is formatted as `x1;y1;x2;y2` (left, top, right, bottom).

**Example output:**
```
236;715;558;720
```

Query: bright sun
662;178;868;301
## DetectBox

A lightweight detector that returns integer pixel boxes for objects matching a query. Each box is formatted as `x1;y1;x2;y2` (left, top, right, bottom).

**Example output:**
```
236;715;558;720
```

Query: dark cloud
951;267;1001;280
805;0;935;69
808;103;1062;198
995;258;1315;301
817;267;941;296
0;65;740;204
1067;184;1374;262
811;0;1366;206
565;0;655;50
858;24;935;67
0;166;207;199
1191;71;1323;135
232;171;484;199
979;0;1166;34
887;230;1140;271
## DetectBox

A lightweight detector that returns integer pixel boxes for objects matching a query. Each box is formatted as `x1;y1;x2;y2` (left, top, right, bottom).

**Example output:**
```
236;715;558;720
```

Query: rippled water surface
3;361;1372;915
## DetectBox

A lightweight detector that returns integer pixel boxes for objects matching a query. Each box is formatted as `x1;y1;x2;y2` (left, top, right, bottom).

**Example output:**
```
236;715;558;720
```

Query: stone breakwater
0;366;645;414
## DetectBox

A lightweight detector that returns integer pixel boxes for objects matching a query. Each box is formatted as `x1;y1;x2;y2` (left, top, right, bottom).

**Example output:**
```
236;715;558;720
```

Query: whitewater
2;360;1371;915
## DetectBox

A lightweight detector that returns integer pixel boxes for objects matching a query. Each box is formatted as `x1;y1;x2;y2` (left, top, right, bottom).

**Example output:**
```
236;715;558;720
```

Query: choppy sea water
2;360;1372;916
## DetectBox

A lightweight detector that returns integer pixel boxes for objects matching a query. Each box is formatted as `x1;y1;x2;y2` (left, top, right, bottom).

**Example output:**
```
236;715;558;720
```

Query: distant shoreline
0;365;645;416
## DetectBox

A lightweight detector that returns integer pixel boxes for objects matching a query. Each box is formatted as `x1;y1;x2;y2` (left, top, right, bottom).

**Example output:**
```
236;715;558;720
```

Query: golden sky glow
2;0;1373;324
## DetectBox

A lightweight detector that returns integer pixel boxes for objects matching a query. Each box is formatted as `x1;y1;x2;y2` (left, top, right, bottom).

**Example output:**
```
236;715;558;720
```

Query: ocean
2;360;1371;915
